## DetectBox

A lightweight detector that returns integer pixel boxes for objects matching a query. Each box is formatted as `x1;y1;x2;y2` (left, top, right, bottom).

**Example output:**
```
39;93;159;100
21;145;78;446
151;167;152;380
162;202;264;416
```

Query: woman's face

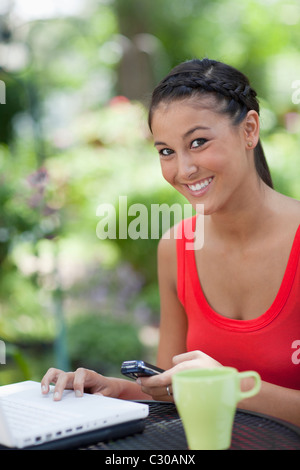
151;97;255;215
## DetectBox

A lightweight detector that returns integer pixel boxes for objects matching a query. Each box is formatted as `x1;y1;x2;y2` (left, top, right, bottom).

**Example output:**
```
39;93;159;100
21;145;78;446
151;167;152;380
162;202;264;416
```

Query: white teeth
188;177;212;191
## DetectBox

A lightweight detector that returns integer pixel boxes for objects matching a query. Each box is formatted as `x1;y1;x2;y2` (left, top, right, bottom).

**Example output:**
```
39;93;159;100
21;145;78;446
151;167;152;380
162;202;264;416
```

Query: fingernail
53;392;60;400
136;378;141;385
75;390;83;397
41;385;47;394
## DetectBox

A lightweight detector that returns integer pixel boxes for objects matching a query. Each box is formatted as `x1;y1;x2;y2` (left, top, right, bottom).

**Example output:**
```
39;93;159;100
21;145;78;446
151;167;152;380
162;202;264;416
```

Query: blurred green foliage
67;314;144;376
0;0;299;384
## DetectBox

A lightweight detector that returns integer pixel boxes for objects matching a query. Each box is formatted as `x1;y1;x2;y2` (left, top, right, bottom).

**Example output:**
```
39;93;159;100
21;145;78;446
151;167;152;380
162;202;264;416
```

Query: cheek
160;161;175;184
204;144;239;176
199;149;226;175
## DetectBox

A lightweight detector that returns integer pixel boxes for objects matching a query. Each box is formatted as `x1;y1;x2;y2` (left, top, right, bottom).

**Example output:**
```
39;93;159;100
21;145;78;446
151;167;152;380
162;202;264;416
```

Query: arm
141;351;300;427
155;228;188;370
40;226;186;402
239;378;300;427
136;230;189;401
41;367;151;401
171;352;300;427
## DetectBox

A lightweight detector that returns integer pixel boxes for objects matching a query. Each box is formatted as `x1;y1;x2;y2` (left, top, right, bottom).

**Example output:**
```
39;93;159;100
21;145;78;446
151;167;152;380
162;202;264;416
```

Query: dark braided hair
148;58;273;188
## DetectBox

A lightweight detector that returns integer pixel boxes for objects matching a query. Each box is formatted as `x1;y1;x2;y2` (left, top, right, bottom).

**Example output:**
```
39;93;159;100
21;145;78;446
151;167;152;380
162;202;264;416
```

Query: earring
247;141;253;148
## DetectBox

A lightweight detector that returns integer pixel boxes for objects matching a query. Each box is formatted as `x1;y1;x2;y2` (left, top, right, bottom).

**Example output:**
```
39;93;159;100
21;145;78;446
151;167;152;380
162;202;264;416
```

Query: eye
191;138;208;149
158;148;174;157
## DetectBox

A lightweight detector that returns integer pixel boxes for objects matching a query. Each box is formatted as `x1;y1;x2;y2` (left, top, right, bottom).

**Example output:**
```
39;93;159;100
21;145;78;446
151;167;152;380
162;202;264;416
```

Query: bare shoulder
272;191;300;232
157;222;181;288
282;195;300;229
267;194;300;259
158;222;179;258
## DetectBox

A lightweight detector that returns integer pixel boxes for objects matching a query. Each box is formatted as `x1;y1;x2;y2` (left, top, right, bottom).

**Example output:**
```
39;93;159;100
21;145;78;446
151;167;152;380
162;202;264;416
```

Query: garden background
0;0;299;384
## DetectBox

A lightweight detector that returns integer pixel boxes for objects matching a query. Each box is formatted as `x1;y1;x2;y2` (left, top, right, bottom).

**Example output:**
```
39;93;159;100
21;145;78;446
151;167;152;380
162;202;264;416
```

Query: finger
172;351;202;365
73;368;87;397
53;372;74;401
138;373;167;390
141;383;174;402
138;374;174;401
41;368;63;394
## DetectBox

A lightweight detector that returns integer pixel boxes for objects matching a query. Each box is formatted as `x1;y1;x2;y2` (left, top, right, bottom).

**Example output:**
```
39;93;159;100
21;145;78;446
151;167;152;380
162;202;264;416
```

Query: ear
243;110;260;150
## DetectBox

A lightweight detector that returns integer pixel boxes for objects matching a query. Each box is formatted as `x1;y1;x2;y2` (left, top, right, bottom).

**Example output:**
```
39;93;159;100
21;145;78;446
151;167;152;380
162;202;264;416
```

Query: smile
187;177;213;192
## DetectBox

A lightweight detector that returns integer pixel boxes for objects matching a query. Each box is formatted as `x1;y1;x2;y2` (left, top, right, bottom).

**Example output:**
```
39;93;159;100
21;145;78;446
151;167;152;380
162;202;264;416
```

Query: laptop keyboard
0;397;74;433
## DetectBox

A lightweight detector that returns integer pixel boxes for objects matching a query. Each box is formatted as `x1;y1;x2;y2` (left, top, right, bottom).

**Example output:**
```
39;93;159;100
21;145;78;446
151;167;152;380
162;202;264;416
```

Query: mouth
185;176;214;195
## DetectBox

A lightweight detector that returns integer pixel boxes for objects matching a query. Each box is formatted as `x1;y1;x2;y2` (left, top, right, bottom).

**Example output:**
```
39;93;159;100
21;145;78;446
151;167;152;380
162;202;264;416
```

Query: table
80;401;300;451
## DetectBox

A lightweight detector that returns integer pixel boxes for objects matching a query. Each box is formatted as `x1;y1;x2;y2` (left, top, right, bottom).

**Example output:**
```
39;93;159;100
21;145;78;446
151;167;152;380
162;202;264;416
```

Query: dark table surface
79;401;300;451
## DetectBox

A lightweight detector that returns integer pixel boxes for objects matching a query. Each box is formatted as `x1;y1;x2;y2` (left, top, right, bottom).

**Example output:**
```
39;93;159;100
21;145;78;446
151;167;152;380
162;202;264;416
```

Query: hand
138;350;221;401
172;350;222;371
41;367;121;401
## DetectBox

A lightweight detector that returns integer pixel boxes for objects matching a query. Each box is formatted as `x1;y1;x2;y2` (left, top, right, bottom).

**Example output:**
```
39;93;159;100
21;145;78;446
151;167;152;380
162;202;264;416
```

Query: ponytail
254;139;273;188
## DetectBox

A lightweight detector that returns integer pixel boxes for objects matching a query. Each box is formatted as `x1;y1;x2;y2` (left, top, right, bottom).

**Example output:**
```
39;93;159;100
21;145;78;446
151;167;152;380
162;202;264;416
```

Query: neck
206;180;275;245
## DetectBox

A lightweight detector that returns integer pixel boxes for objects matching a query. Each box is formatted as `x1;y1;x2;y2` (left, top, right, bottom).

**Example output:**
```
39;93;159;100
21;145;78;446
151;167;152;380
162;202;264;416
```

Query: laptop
0;380;149;449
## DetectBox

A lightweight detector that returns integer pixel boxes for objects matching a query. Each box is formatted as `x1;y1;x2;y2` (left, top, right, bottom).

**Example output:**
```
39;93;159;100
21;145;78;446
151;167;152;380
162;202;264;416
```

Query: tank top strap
176;216;197;305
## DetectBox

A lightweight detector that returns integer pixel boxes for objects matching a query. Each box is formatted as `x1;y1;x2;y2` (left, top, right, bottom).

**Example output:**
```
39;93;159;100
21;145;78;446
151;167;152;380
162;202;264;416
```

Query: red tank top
177;217;300;390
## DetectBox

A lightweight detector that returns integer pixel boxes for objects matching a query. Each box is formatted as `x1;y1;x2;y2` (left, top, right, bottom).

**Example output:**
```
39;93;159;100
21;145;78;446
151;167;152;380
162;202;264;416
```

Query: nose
177;152;199;181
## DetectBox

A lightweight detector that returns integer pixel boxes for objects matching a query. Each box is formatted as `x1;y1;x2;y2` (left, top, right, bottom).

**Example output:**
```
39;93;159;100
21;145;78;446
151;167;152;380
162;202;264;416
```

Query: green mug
172;367;261;450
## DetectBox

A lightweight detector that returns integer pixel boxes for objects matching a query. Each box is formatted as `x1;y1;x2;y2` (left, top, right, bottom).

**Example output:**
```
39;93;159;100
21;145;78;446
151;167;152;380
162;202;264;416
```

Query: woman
41;58;300;426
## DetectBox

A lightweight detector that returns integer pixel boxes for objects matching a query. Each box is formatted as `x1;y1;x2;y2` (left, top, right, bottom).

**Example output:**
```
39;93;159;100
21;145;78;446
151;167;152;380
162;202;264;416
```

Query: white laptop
0;380;149;449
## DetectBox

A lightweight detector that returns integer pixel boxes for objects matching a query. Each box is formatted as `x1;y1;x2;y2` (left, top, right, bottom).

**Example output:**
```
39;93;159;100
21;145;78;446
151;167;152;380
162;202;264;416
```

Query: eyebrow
154;126;210;146
184;126;210;138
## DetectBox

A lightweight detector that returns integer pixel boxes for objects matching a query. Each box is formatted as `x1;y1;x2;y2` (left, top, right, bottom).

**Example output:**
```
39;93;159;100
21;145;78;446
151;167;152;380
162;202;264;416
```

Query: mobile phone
121;360;165;379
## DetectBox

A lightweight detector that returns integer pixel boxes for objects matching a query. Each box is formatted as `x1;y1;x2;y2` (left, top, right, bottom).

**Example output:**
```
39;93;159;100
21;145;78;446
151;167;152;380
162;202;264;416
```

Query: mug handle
237;371;261;401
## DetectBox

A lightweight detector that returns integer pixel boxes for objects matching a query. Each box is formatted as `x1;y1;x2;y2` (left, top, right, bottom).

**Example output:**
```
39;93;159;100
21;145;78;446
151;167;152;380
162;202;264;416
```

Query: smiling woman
41;58;300;428
143;59;300;425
